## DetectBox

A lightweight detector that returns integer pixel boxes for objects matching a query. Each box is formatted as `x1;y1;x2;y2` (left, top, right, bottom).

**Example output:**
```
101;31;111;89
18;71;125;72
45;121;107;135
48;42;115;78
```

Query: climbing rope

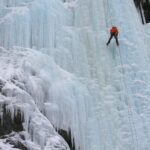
104;0;139;149
118;46;139;150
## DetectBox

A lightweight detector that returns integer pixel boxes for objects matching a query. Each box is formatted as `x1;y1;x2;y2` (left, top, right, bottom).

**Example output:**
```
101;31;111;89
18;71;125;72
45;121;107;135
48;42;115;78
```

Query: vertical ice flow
0;0;150;150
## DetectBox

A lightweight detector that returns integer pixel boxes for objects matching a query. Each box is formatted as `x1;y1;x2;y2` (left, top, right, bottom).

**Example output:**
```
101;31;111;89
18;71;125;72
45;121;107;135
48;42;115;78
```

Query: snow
0;47;71;149
0;141;19;150
0;0;149;150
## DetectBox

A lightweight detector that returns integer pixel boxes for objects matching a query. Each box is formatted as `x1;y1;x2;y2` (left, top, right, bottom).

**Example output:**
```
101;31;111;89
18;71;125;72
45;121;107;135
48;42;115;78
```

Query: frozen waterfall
0;0;150;150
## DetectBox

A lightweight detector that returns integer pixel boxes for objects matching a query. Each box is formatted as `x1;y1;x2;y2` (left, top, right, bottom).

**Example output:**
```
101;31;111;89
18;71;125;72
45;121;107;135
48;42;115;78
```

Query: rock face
134;0;150;23
141;0;150;22
0;104;23;136
58;129;75;150
0;104;27;149
1;132;27;150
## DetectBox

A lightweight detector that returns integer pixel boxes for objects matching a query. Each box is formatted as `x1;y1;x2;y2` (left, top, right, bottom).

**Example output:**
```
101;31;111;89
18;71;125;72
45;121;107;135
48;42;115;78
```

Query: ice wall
0;0;97;149
0;0;72;50
52;0;150;149
0;0;150;150
0;0;74;149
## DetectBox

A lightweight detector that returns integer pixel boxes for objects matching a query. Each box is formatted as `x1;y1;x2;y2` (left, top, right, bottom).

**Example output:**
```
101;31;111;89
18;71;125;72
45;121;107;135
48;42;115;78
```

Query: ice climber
106;26;119;46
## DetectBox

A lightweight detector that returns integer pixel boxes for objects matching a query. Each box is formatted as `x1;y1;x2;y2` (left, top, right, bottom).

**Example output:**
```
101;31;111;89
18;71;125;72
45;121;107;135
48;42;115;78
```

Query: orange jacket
110;26;119;34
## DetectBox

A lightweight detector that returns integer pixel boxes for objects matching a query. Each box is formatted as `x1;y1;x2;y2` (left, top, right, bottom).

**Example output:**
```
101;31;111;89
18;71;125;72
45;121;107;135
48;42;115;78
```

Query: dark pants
107;33;119;46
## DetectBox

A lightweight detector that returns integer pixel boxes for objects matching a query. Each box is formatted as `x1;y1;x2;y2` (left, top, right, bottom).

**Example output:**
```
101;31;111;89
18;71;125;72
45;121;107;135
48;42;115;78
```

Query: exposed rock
0;104;24;136
58;129;75;150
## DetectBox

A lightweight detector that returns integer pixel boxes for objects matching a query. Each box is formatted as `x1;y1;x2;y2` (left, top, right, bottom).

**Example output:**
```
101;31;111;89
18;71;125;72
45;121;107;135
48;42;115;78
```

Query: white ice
0;0;150;150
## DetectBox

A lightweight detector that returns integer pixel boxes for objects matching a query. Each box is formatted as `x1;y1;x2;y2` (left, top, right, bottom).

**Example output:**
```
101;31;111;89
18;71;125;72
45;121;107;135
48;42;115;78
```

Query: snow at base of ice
0;0;150;150
0;140;19;150
0;47;71;149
